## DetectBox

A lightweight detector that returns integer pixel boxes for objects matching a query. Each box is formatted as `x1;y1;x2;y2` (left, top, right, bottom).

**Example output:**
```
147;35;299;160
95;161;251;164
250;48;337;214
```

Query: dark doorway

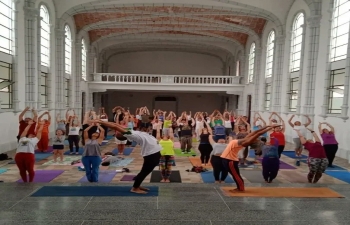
153;96;177;114
247;95;252;124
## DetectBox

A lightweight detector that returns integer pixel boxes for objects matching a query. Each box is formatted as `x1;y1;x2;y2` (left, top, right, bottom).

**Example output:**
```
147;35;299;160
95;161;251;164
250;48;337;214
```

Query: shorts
115;137;127;145
53;145;64;150
293;138;302;149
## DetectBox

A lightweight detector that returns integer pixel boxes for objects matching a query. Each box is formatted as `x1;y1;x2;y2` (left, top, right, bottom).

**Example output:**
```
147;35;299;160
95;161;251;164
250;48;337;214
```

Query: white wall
107;51;224;75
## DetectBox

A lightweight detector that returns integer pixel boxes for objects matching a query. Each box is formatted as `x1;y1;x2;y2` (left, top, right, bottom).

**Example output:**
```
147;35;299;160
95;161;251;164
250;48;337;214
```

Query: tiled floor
1;136;350;224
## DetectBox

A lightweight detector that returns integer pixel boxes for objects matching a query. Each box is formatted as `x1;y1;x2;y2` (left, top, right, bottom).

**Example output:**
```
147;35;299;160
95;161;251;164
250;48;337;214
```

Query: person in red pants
36;112;51;152
15;120;44;182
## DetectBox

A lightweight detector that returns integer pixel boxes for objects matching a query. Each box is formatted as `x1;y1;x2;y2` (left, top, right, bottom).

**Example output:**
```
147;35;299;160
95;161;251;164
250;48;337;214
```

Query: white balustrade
91;73;242;85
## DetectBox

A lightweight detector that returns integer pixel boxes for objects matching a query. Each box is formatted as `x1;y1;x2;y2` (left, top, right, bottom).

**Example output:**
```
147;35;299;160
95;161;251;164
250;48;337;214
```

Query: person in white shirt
288;115;311;166
15;120;44;182
98;120;161;194
68;116;81;154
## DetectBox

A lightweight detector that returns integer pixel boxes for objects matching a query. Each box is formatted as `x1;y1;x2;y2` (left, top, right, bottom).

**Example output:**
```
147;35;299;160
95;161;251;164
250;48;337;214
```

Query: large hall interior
1;0;350;224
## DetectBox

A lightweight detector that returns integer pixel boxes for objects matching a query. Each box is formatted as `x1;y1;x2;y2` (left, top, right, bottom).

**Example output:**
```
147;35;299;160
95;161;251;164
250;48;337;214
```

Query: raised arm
98;121;128;133
96;124;105;143
156;125;161;141
47;112;51;122
20;121;33;138
204;121;213;134
304;115;311;127
84;124;94;140
37;112;45;122
318;122;323;134
239;126;273;147
325;122;335;133
19;106;30;122
66;110;70;121
32;109;38;122
306;127;321;143
288;115;295;127
209;134;216;145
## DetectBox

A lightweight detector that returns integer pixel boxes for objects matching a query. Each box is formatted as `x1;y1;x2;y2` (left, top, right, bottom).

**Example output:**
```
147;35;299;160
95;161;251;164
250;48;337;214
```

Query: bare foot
139;187;150;191
220;181;225;183
215;181;220;183
130;188;147;194
165;180;170;183
160;179;166;183
229;188;245;193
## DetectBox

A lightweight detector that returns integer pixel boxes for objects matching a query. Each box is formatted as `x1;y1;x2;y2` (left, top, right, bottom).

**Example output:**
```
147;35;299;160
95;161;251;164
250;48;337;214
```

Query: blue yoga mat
301;160;347;171
79;170;117;183
112;147;134;156
282;151;308;159
64;147;85;155
8;153;52;164
105;135;114;140
325;171;350;184
131;141;137;147
200;171;235;183
31;186;159;197
101;141;108;146
248;149;256;158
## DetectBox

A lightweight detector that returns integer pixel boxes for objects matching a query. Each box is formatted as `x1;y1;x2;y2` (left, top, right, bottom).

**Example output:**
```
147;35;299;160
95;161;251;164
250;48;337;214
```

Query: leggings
37;132;49;151
308;157;328;183
15;153;35;182
277;145;285;158
198;144;213;164
133;152;161;188
211;155;228;181
262;157;280;182
222;158;245;191
180;136;192;152
159;155;174;180
68;135;80;153
323;144;338;166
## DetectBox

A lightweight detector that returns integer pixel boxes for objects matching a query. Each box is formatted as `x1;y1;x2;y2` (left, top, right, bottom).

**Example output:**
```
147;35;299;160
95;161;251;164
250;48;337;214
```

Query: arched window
40;5;50;67
65;25;72;74
290;13;304;72
265;31;275;78
248;43;255;83
330;0;350;62
81;39;87;80
0;0;13;54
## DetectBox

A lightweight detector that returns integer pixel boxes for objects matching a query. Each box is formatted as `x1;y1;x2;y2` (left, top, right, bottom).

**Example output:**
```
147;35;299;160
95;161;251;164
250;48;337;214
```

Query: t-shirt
303;142;327;158
221;140;242;161
18;120;37;137
321;133;338;145
123;130;161;157
141;114;149;123
292;125;306;138
211;143;227;156
68;126;80;135
224;120;232;128
16;137;39;154
180;125;192;136
214;125;225;135
262;145;279;158
40;122;50;133
214;119;223;126
159;139;174;156
163;120;172;128
270;132;285;146
52;136;65;145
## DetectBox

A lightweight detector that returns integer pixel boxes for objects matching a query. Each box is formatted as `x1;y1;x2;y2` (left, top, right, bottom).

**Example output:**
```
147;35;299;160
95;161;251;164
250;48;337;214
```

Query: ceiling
57;0;299;59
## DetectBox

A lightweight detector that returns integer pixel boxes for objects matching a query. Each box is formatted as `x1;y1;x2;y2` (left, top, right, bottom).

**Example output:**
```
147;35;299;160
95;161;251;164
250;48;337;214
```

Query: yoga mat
279;171;308;183
173;142;181;148
240;170;280;183
174;148;196;157
282;151;308;159
221;187;344;198
300;160;347;171
188;157;212;168
257;158;296;170
101;141;108;146
200;171;234;183
42;156;82;166
64;147;85;155
79;170;117;183
105;135;114;140
131;141;137;147
248;149;256;158
325;171;350;184
35;146;54;153
8;153;52;164
120;175;136;181
112;147;134;156
109;158;134;167
0;168;8;175
17;170;64;183
150;170;182;183
31;186;159;197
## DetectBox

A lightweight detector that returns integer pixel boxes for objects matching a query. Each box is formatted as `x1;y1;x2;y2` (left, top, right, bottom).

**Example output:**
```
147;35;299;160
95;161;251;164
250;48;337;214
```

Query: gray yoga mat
240;170;281;183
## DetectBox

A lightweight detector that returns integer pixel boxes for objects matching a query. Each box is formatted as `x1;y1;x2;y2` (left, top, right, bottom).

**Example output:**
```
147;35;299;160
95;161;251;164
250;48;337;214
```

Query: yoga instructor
98;120;161;194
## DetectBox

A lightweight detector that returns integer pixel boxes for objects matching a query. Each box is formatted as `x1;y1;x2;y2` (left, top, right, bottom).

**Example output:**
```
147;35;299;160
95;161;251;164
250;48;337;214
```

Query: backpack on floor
0;153;9;161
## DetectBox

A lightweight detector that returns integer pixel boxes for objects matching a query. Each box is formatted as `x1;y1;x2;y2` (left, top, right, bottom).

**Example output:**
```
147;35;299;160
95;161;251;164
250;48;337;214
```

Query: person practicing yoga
209;134;228;183
82;111;97;146
318;122;338;168
295;128;328;183
234;116;250;166
221;126;275;192
194;112;205;141
17;107;38;142
252;113;267;138
68;115;81;154
156;125;175;182
288;114;311;166
177;115;193;154
52;129;65;163
56;113;66;134
115;116;128;155
99;107;109;137
269;112;286;158
223;111;233;137
98;120;161;194
65;109;75;137
15;120;43;182
36;112;51;152
261;137;280;183
198;121;213;165
82;122;105;182
151;116;163;138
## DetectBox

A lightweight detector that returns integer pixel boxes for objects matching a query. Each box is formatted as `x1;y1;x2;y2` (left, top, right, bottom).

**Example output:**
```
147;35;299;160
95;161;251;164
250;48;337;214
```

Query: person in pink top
318;122;338;168
295;128;328;183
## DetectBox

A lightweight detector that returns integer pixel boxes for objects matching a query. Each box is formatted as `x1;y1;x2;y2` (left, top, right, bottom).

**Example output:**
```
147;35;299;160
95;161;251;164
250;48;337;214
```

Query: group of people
13;105;339;194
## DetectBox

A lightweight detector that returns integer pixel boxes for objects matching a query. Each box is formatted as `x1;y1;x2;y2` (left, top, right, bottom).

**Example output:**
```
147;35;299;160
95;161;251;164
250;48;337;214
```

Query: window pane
65;25;72;74
0;0;13;54
290;13;304;72
0;91;10;105
248;43;255;83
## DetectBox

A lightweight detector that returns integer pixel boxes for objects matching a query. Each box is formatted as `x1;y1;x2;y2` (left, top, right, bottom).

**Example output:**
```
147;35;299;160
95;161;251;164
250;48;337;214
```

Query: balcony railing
91;73;242;85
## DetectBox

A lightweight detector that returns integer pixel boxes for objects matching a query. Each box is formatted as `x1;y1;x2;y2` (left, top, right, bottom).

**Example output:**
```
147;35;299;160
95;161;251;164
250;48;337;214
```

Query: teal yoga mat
112;147;134;156
0;168;8;175
282;151;308;159
31;186;159;197
325;171;350;184
200;171;234;183
8;153;52;164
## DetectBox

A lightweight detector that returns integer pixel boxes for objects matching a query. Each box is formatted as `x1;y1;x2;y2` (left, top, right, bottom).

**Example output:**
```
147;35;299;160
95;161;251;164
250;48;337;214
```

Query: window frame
288;77;299;112
248;43;256;83
0;61;13;109
264;83;271;110
40;71;48;108
0;0;13;55
40;5;50;67
265;31;275;78
290;13;305;73
327;69;345;114
64;78;69;107
64;25;72;74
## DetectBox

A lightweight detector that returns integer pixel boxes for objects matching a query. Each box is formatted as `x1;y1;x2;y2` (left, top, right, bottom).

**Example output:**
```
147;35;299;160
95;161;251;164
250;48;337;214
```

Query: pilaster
272;34;286;112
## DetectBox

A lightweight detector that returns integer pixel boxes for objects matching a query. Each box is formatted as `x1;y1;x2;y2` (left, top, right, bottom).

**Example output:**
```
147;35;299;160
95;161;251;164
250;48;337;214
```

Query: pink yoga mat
120;175;136;181
35;146;54;153
17;170;64;183
79;170;117;183
72;162;83;167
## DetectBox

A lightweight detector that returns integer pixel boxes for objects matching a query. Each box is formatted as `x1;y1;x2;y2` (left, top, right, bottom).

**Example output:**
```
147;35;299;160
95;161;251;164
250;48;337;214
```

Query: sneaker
69;152;73;155
75;152;79;155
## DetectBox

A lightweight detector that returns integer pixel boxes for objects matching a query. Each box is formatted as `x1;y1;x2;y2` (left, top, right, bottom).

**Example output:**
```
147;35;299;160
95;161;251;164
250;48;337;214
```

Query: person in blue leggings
82;122;105;182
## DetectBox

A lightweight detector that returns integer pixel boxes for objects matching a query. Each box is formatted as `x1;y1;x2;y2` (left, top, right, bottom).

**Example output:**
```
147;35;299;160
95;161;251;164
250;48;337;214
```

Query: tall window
288;77;299;112
82;39;87;80
331;0;350;62
40;72;48;108
65;25;72;74
265;31;275;78
248;43;255;83
0;61;12;109
40;5;50;67
0;0;13;54
290;13;304;72
265;84;271;110
236;61;240;76
328;69;345;114
65;78;69;107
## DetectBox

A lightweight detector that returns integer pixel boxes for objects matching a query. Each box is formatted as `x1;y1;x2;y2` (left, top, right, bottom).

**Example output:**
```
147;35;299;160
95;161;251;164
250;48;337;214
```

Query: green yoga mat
174;148;196;157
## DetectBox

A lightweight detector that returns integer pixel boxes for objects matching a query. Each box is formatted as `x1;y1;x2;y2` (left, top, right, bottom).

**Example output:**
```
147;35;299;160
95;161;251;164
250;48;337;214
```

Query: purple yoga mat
17;170;64;183
79;170;117;183
120;175;136;181
35;146;54;153
258;158;296;170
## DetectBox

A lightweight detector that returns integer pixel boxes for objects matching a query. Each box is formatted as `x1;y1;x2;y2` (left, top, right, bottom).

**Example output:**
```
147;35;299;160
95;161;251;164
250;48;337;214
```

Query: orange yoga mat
221;187;344;198
189;157;212;168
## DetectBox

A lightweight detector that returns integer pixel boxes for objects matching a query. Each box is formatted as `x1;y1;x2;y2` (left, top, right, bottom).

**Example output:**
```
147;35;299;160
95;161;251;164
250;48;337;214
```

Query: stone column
11;0;21;112
36;11;42;110
55;26;65;111
339;20;350;120
88;51;96;81
74;41;83;117
239;54;245;81
272;34;286;112
47;24;55;110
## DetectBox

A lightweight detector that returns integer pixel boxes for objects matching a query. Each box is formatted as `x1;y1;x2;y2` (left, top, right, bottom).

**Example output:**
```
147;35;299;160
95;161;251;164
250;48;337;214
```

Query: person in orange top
221;126;274;192
36;112;51;152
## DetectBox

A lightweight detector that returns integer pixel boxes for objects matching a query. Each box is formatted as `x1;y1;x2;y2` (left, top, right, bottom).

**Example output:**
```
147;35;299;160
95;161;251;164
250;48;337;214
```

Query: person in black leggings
198;121;213;165
68;116;81;154
208;134;228;183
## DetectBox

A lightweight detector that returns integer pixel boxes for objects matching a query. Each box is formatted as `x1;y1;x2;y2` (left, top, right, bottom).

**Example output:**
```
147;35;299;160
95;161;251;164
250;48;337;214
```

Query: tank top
83;139;101;157
200;133;210;144
224;120;232;128
163;120;172;128
159;139;174;156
